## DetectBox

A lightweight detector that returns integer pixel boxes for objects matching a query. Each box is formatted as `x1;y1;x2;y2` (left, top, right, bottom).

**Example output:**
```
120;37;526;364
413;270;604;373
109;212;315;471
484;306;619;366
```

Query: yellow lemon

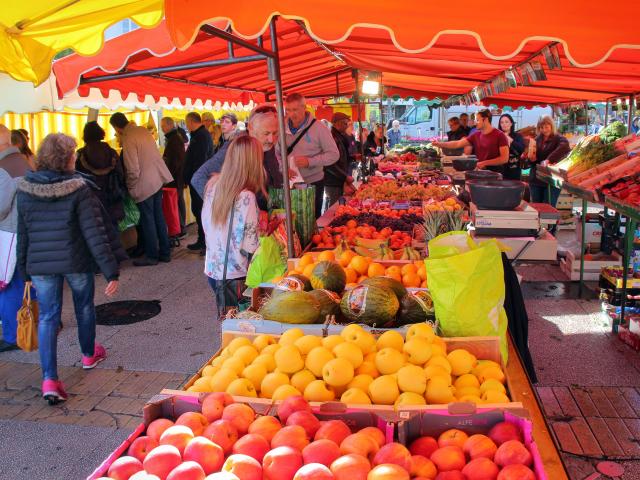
322;335;345;350
322;358;354;387
210;368;238;392
403;337;433;365
406;323;436;342
430;343;447;358
304;380;336;402
272;384;302;401
262;344;281;356
426;356;452;374
458;395;483;404
447;350;477;376
431;335;447;354
291;369;316;393
253;353;276;372
227;337;252;354
424;364;450;381
305;346;335;377
395;392;427;408
397;365;427;394
241;363;267;391
356;361;380;378
482;390;511;403
192;377;213;392
456;386;482;398
253;334;276;352
478;366;505;384
333;341;364;369
226;378;257;397
348;374;375;392
454;374;481;390
341;325;377;353
425;377;455;404
294;335;323;355
211;356;226;368
376;330;405;352
279;328;305;345
472;360;501;377
364;352;378;363
274;345;305;374
368;375;400;405
222;357;246;375
341;388;372;405
375;348;406;375
480;378;507;395
260;372;290;398
201;365;219;377
234;345;259;365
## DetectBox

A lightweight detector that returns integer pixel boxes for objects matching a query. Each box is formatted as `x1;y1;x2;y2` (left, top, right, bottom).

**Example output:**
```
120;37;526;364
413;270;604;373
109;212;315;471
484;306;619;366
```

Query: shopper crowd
0;96;576;404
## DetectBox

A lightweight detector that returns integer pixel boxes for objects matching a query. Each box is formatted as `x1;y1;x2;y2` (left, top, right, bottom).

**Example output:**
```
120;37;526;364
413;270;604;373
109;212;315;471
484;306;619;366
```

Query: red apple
143;444;182;480
494;440;532;467
287;410;322;439
263;446;304;480
409;436;439;458
203;419;239;454
315;420;351;446
437;429;468;449
277;395;313;423
107;456;143;480
272;425;310;451
435;472;465;480
160;425;195;455
366;464;409;480
201;395;225;423
233;433;271;462
340;433;380;462
184;436;224;474
330;453;371;480
303;440;342;467
222;403;255;435
167;461;206;480
128;436;159;462
207;391;234;406
222;454;262;480
488;423;523;446
462;458;499;480
463;434;497;460
176;412;209;437
147;419;175;442
430;446;466;472
358;427;386;449
293;463;335;480
497;464;536;480
410;455;437;479
248;415;282;443
372;443;412;471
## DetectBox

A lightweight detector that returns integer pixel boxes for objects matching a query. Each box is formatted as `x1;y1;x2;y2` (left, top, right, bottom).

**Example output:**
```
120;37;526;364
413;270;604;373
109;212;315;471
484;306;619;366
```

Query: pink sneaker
82;343;106;369
42;379;68;404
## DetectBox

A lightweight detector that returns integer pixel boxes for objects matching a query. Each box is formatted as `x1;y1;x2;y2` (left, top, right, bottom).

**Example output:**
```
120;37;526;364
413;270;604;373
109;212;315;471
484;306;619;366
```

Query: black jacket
17;171;120;282
363;132;386;158
530;133;570;186
325;127;351;187
183;125;214;184
163;129;186;189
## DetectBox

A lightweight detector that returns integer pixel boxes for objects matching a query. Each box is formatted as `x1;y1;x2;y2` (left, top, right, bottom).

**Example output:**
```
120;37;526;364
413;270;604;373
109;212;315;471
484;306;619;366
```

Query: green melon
310;261;347;294
339;285;399;327
397;291;435;326
308;289;341;322
259;291;321;324
361;276;408;301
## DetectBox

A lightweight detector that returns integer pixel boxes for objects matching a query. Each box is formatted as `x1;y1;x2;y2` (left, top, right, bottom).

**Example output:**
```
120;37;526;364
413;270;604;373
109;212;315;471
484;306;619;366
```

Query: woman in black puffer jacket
17;133;120;404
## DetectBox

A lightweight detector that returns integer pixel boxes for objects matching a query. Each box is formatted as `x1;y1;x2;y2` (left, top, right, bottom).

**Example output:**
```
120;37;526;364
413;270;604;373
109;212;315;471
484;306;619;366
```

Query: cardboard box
472;230;558;261
396;406;548;480
576;219;602;246
183;331;522;412
560;251;620;281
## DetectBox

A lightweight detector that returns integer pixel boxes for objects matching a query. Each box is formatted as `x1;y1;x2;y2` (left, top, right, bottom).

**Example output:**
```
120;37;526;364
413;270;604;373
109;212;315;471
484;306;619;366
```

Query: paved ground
1;231;640;479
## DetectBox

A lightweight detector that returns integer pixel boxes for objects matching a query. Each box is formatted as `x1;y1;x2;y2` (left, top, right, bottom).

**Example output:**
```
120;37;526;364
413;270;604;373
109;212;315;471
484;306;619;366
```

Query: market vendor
433;109;509;171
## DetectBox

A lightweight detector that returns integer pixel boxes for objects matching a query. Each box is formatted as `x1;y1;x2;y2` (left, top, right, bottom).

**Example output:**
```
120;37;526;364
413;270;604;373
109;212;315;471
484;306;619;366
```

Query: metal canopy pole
604;100;609;127
268;17;295;256
629;94;635;134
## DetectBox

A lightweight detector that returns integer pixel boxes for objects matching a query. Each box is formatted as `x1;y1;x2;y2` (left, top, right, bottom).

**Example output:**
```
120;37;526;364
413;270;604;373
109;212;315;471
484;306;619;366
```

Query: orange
357;275;369;283
402;273;421;288
346;219;357;229
401;263;417;276
414;260;424;268
386;272;402;283
303;263;316;278
340;250;356;267
417;265;427;281
344;267;358;284
368;263;386;277
299;253;315;269
318;250;335;262
386;265;401;276
350;256;369;275
421;280;428;288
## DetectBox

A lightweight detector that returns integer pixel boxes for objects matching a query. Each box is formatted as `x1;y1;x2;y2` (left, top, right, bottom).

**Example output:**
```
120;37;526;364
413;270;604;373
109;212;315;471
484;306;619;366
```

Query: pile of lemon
187;323;510;407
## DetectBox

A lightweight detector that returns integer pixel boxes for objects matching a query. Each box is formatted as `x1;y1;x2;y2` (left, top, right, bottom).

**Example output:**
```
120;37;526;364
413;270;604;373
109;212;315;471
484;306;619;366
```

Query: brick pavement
0;360;189;430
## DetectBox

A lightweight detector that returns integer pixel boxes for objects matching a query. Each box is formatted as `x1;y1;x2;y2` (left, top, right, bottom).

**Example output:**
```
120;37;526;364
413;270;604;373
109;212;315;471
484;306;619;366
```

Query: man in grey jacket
280;93;339;218
0;124;30;351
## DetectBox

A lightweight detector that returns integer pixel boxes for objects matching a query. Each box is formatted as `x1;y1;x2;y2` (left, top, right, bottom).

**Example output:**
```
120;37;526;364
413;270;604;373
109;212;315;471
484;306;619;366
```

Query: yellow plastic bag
16;284;38;352
425;232;508;362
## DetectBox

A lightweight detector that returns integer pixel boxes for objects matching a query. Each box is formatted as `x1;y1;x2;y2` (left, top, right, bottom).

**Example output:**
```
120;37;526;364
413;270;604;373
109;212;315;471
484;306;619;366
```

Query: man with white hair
0;124;30;351
388;119;402;148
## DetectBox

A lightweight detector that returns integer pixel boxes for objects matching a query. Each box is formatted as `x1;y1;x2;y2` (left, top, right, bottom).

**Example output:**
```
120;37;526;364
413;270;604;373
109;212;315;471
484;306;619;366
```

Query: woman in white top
201;135;266;316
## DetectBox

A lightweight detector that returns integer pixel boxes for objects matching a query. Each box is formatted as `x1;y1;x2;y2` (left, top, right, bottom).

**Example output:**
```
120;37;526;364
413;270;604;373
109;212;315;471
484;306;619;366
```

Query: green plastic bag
246;235;287;288
425;231;509;363
118;195;140;232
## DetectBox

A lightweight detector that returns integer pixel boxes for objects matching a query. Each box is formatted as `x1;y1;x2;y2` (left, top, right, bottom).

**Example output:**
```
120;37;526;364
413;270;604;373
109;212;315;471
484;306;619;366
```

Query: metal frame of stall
79;17;299;254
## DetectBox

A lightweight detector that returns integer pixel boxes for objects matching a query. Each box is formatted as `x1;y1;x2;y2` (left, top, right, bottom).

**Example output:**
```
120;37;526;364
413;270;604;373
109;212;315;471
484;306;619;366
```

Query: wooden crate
183;330;521;412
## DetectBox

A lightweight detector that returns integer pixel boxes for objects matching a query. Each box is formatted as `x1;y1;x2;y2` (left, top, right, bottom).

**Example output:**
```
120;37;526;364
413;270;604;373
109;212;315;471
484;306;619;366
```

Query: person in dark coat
183;112;214;252
161;117;187;236
17;133;120;404
75;121;126;227
527;116;571;206
325;112;355;210
443;116;466;156
497;114;526;180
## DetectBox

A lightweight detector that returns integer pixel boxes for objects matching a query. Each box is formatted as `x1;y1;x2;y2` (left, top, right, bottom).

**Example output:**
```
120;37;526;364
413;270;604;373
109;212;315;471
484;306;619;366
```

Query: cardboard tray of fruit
181;329;522;412
397;405;547;479
88;391;395;480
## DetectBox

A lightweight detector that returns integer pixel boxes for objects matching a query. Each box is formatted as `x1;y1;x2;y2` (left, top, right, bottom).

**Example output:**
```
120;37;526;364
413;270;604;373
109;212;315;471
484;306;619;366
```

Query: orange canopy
165;0;640;68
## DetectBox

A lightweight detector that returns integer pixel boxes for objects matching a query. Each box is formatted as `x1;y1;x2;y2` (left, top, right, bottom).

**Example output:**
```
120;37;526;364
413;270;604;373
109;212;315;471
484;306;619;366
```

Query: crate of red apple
90;393;545;480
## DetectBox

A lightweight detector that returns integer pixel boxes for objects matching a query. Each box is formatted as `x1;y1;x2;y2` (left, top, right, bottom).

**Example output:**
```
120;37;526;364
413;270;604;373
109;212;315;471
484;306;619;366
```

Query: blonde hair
536;116;557;136
207;135;266;225
36;133;77;171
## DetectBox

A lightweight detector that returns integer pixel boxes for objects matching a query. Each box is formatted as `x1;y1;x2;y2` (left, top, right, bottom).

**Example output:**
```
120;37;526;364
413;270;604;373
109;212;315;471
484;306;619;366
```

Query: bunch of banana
400;246;422;260
333;239;352;257
377;245;395;260
355;237;389;249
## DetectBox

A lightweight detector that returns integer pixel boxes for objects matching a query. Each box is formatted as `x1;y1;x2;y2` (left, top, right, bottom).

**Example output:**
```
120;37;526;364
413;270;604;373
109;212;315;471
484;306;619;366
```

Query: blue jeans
0;272;33;344
137;189;171;260
32;273;96;381
529;183;561;207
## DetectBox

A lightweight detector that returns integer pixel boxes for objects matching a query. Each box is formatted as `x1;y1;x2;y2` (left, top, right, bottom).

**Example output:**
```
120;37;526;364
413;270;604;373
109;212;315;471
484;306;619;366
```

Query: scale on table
471;202;541;236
